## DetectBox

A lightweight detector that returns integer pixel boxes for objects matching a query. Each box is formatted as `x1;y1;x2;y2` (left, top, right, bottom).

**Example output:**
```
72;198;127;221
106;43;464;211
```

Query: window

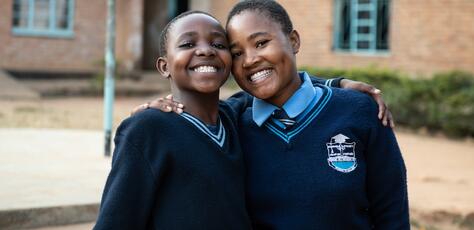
334;0;390;53
12;0;74;38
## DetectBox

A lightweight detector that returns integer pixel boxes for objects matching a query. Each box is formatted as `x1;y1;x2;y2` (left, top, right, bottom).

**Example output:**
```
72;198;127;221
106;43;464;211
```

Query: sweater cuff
324;77;344;88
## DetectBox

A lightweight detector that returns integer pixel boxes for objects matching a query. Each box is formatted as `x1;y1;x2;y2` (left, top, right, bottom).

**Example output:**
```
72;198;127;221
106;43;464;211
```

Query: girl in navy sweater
225;1;409;229
94;11;252;230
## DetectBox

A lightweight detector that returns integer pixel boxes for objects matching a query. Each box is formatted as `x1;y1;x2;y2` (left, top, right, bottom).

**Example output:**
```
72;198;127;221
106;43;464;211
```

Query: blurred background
0;0;473;229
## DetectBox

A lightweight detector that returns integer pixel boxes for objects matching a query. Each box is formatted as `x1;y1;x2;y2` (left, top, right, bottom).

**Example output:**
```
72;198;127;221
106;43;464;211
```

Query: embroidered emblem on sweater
326;134;357;173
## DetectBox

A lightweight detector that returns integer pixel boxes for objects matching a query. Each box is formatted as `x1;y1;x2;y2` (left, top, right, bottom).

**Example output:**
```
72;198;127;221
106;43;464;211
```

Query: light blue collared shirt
252;72;323;126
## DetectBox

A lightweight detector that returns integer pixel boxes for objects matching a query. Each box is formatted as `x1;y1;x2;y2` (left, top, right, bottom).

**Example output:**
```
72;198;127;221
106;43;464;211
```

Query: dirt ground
1;96;473;230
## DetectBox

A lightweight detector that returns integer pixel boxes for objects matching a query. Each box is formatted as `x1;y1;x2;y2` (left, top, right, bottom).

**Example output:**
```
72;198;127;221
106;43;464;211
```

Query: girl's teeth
250;69;272;82
193;66;217;73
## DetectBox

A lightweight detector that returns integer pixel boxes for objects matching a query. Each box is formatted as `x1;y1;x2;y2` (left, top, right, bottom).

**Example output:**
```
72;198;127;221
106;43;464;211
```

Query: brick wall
209;0;239;25
1;0;472;76
277;0;474;76
0;0;107;72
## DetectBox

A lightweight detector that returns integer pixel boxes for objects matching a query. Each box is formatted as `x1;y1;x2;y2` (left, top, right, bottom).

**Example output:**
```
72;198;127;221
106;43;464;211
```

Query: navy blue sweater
94;102;252;230
236;86;409;229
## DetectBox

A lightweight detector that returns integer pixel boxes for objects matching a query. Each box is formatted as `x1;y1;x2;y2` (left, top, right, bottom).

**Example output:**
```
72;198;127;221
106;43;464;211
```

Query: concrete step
0;204;98;230
0;70;40;100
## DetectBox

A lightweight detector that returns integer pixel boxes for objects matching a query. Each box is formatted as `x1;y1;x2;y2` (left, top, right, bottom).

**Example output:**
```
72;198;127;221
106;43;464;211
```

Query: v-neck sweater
94;101;251;230
238;86;409;230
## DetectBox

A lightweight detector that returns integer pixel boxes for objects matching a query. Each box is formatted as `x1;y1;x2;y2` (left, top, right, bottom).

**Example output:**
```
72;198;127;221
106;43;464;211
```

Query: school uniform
94;102;251;230
235;72;409;229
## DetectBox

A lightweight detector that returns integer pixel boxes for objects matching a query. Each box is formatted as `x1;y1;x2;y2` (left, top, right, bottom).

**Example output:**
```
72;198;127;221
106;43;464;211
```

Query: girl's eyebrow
176;31;198;40
177;30;226;40
210;30;227;38
229;31;269;49
248;32;269;40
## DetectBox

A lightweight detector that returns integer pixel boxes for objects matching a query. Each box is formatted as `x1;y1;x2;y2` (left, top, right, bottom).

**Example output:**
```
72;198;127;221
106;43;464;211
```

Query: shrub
300;67;474;138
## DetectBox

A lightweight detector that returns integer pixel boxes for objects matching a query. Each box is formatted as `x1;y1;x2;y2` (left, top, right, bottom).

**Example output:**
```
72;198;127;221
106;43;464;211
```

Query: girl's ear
289;30;301;54
156;57;170;78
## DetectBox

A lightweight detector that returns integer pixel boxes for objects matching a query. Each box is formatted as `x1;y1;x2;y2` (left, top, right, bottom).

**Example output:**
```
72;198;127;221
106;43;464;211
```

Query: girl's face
227;10;301;106
158;14;231;94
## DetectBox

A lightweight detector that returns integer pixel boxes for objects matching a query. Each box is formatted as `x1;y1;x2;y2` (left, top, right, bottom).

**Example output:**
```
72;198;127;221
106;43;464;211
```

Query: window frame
333;0;390;55
12;0;75;38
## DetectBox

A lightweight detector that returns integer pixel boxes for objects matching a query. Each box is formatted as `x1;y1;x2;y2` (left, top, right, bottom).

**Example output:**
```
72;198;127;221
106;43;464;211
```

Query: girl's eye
212;43;227;49
178;42;194;48
256;40;269;48
231;51;242;58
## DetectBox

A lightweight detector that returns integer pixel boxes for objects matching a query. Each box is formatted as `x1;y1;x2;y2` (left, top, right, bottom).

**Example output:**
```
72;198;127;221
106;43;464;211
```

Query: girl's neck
267;73;302;108
171;88;220;125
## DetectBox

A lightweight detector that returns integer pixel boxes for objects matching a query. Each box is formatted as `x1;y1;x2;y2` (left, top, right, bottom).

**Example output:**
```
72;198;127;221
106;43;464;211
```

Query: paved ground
0;129;109;229
0;129;110;211
0;104;473;229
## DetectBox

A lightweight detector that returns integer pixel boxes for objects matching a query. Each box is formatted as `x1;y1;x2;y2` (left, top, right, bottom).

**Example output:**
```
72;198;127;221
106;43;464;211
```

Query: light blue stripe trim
295;91;320;123
181;113;225;147
288;87;332;138
181;113;224;140
180;113;226;147
264;123;290;143
326;79;334;86
264;86;333;143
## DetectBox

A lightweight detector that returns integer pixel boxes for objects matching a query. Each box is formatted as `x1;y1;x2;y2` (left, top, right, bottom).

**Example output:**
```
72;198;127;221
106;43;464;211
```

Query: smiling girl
94;11;252;230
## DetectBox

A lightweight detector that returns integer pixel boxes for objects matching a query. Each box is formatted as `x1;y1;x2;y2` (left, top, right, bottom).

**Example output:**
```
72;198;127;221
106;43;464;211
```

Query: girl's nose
195;45;216;57
242;52;259;68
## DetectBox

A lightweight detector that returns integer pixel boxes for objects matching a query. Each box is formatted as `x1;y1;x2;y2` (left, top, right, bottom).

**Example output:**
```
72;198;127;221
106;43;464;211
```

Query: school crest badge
326;134;357;173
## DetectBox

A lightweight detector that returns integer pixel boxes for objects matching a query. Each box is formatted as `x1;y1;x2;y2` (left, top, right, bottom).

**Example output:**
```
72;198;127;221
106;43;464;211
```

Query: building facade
0;0;473;76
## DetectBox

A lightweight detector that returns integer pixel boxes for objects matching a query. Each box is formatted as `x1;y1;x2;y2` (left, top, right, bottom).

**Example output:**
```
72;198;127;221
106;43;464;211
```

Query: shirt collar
252;72;316;126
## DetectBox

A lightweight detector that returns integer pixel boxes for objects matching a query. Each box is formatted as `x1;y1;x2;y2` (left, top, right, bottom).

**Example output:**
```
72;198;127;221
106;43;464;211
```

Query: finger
382;108;389;127
162;97;184;109
130;103;148;116
164;105;172;112
165;97;184;113
165;94;173;100
387;110;395;128
130;107;138;116
372;94;385;120
148;100;169;112
372;88;382;94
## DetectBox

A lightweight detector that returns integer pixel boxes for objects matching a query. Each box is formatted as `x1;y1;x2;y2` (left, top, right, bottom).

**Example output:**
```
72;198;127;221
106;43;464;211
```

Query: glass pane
357;26;370;34
376;0;390;50
339;0;351;49
33;0;50;29
358;0;371;4
56;0;69;29
12;0;29;27
358;11;371;19
357;41;370;49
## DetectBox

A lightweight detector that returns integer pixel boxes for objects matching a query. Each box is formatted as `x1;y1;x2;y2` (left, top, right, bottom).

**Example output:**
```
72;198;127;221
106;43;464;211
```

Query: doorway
142;0;189;70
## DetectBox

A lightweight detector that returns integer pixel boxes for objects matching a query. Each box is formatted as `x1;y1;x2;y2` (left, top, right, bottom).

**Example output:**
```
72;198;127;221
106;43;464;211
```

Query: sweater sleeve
224;91;253;116
94;121;162;230
310;76;343;88
365;102;410;229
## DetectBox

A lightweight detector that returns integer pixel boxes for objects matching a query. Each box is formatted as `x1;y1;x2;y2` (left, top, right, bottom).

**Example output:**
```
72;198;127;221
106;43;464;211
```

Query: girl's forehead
172;14;224;35
227;10;276;30
227;11;279;34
